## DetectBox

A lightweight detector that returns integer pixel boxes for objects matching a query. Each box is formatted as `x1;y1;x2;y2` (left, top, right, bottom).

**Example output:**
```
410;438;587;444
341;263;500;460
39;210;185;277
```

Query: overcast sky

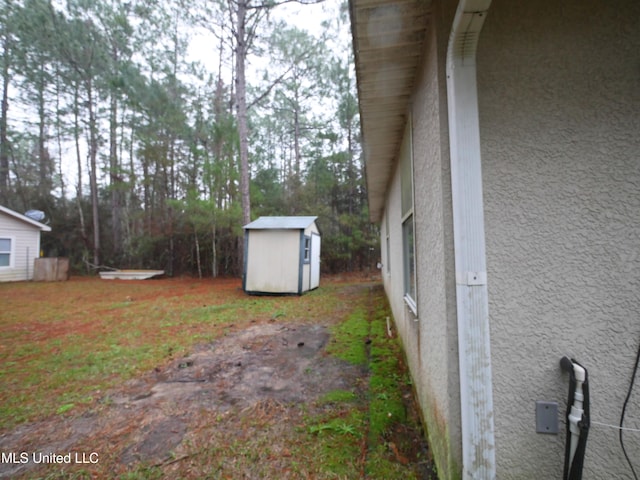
187;0;348;79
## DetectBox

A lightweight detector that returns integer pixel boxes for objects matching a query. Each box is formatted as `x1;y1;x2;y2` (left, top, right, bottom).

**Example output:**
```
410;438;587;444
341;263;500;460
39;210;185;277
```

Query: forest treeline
0;0;379;277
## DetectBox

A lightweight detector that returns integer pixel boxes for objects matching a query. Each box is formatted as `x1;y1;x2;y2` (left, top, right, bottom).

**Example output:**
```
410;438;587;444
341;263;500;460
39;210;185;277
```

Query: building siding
245;230;301;294
478;0;640;478
300;223;320;293
0;213;42;282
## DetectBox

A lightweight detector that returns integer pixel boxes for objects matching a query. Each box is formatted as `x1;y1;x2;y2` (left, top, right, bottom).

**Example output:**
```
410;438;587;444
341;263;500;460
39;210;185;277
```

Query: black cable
619;336;640;480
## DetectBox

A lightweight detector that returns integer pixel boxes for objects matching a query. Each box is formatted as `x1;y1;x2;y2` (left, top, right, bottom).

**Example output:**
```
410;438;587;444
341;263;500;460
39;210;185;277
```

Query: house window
400;118;417;313
402;216;415;305
385;213;390;274
0;238;12;267
303;236;311;263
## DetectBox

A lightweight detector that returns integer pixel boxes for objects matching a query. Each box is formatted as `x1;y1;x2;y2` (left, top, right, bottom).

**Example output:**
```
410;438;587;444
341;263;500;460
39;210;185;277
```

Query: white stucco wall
371;1;638;477
478;1;640;478
0;213;43;282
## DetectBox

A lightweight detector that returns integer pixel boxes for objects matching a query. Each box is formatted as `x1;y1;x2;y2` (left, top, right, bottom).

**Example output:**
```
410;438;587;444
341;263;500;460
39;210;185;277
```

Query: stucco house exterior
243;216;321;295
349;0;640;479
0;205;51;282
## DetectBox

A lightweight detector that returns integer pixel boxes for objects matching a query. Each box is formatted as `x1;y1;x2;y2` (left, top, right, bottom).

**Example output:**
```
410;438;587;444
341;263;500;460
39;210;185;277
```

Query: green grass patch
366;444;421;480
304;408;366;477
0;278;356;431
318;389;358;405
0;278;432;479
326;306;369;365
367;299;407;438
307;286;425;478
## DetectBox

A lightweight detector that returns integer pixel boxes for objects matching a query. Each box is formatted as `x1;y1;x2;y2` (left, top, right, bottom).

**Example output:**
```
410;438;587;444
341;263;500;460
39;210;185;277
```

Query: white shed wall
309;233;321;289
301;223;320;292
245;229;301;294
0;213;42;282
479;1;640;478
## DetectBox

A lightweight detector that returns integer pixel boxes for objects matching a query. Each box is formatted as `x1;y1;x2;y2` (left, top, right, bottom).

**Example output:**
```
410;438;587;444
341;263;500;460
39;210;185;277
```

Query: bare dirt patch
0;321;364;478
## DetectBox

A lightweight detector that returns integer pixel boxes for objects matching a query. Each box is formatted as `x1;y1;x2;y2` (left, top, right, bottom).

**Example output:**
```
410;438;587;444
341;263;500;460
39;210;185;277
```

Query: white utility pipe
567;363;586;475
446;1;495;478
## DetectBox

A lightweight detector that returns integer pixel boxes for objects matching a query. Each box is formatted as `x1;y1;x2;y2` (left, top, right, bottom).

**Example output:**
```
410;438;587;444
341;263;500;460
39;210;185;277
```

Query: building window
0;238;12;267
303;236;311;263
385;213;390;274
402;215;415;306
400;118;416;313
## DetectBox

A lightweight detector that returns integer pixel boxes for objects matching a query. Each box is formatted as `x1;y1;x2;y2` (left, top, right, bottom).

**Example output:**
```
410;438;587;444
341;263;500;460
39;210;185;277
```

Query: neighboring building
243;216;321;295
350;0;640;479
0;205;52;282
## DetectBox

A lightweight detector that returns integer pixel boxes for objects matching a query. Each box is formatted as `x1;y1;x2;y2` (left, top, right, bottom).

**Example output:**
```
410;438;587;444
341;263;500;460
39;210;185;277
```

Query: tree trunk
55;68;66;202
142;150;151;233
109;67;122;260
73;83;88;250
234;0;251;275
194;227;202;279
37;65;50;201
235;0;251;227
0;37;10;205
211;224;217;278
87;76;101;266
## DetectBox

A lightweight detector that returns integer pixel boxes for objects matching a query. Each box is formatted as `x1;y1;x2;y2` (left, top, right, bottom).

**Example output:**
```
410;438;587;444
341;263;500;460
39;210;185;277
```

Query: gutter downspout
445;1;495;478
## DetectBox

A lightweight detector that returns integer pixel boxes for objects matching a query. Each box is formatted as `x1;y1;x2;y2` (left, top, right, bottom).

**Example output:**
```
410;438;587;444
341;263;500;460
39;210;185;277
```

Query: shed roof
243;216;318;230
0;205;51;231
349;0;431;222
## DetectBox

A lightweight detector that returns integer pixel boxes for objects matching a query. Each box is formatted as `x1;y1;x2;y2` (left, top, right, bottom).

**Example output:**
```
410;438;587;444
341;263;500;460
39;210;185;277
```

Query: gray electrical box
536;401;559;434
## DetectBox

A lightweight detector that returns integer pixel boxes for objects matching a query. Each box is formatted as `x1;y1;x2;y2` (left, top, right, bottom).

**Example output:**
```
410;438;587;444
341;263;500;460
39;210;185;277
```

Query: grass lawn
0;275;436;479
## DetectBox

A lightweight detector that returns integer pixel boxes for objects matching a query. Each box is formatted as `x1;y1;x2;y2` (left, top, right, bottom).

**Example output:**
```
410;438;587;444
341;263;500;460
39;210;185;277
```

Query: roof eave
243;216;319;230
350;0;431;223
0;205;52;232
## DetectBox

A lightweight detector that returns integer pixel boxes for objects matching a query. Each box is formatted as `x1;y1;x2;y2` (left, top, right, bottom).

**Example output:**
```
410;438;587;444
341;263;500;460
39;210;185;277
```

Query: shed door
310;233;320;289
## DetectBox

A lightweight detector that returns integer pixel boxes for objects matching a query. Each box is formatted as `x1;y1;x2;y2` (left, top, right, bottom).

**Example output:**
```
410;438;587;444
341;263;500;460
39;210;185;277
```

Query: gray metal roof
243;216;318;230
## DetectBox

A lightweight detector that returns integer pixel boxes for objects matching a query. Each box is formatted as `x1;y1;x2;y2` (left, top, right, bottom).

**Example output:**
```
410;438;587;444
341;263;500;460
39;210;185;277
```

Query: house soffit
350;0;431;222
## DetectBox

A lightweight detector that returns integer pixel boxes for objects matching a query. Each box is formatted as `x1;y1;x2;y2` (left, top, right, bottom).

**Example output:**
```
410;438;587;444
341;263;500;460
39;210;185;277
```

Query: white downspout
446;1;495;479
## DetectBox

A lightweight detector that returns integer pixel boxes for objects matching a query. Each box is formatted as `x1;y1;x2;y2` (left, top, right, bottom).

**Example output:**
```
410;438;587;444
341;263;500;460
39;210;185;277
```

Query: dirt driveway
0;277;435;479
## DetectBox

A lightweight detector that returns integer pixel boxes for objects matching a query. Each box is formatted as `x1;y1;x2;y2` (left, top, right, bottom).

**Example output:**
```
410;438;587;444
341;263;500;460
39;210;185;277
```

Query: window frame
384;213;390;274
402;213;416;313
399;118;417;314
0;237;14;269
303;235;311;264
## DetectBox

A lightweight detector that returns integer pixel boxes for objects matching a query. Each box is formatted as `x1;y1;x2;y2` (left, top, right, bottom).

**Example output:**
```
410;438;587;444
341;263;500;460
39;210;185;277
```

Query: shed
0;205;51;282
243;216;320;295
